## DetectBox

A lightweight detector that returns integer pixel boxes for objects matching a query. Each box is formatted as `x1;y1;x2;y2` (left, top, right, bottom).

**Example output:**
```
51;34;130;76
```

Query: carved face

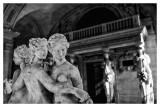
52;44;67;61
13;53;22;65
34;45;48;59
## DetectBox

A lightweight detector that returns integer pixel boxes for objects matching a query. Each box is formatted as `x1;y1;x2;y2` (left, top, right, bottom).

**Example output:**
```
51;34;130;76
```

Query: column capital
4;28;20;40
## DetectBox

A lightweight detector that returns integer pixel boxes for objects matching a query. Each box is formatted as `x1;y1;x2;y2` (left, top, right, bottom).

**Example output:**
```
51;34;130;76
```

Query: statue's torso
51;61;79;103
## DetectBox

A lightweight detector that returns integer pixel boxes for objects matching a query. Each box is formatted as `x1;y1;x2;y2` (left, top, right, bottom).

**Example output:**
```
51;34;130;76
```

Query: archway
76;7;119;30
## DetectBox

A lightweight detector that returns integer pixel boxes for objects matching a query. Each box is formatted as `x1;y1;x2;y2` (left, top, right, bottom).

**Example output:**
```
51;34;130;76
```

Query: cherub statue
48;33;93;103
103;52;115;103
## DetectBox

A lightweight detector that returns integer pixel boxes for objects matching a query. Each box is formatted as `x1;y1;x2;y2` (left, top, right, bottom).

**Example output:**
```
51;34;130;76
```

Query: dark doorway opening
86;61;106;103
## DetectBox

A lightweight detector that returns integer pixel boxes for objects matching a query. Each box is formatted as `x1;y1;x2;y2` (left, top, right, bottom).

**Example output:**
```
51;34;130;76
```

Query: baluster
96;27;99;35
69;32;73;41
100;26;102;34
88;28;90;37
85;29;87;37
79;31;81;39
131;17;133;27
118;21;121;30
95;27;97;36
108;24;110;32
76;32;78;40
93;28;95;36
123;20;125;29
128;19;130;28
81;30;83;39
96;27;98;35
112;22;115;31
108;24;111;32
74;32;76;40
85;30;87;38
106;24;108;33
114;22;116;31
122;20;124;29
124;20;126;29
81;30;84;39
126;19;128;28
86;29;88;37
116;21;118;31
83;30;85;38
110;23;112;32
98;26;100;34
89;28;91;36
77;31;79;39
89;28;92;36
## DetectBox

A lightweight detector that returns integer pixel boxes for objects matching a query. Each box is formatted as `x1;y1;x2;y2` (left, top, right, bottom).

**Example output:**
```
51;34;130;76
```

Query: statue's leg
110;84;114;103
141;82;147;103
105;82;110;103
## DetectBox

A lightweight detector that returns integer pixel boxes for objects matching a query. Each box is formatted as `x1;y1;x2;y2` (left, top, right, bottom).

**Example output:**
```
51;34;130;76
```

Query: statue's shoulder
65;61;78;71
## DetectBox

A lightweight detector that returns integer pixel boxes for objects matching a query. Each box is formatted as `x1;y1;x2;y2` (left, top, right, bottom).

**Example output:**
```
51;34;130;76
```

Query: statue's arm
12;69;21;84
70;67;83;89
12;73;24;92
37;68;74;93
37;68;90;102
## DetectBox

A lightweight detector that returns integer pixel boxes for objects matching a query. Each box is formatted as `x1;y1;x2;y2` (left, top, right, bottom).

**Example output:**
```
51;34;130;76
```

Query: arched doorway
76;7;119;30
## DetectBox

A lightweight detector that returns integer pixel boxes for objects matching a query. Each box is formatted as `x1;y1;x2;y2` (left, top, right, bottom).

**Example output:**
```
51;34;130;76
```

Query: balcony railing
64;15;141;42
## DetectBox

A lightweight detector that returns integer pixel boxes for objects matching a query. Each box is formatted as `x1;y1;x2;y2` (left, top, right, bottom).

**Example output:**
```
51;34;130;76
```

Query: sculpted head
48;33;69;61
29;38;48;59
137;44;145;55
13;45;31;65
104;52;109;59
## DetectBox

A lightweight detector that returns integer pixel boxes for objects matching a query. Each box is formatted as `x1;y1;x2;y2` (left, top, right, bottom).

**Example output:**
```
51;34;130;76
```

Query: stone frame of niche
118;50;137;72
59;4;127;33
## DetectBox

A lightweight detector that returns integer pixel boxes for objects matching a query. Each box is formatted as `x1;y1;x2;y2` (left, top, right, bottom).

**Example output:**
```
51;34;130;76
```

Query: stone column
3;29;20;80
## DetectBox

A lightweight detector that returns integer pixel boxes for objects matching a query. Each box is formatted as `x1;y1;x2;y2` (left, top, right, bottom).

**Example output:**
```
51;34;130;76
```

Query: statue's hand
73;88;90;103
4;79;13;94
82;97;93;104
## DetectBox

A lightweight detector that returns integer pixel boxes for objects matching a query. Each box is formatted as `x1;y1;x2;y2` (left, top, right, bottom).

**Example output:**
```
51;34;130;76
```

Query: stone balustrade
64;15;141;42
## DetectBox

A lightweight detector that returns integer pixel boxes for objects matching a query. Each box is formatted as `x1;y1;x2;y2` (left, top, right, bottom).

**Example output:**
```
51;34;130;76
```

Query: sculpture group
4;33;93;104
3;33;154;104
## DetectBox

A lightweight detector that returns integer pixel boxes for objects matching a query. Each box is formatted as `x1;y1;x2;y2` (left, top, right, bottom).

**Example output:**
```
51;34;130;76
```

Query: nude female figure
136;46;154;104
103;52;115;103
48;33;93;103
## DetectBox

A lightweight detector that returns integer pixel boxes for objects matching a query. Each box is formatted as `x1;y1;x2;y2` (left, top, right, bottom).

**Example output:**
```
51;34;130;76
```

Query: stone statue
136;46;154;104
48;33;93;103
4;45;30;103
9;38;88;104
103;52;115;103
